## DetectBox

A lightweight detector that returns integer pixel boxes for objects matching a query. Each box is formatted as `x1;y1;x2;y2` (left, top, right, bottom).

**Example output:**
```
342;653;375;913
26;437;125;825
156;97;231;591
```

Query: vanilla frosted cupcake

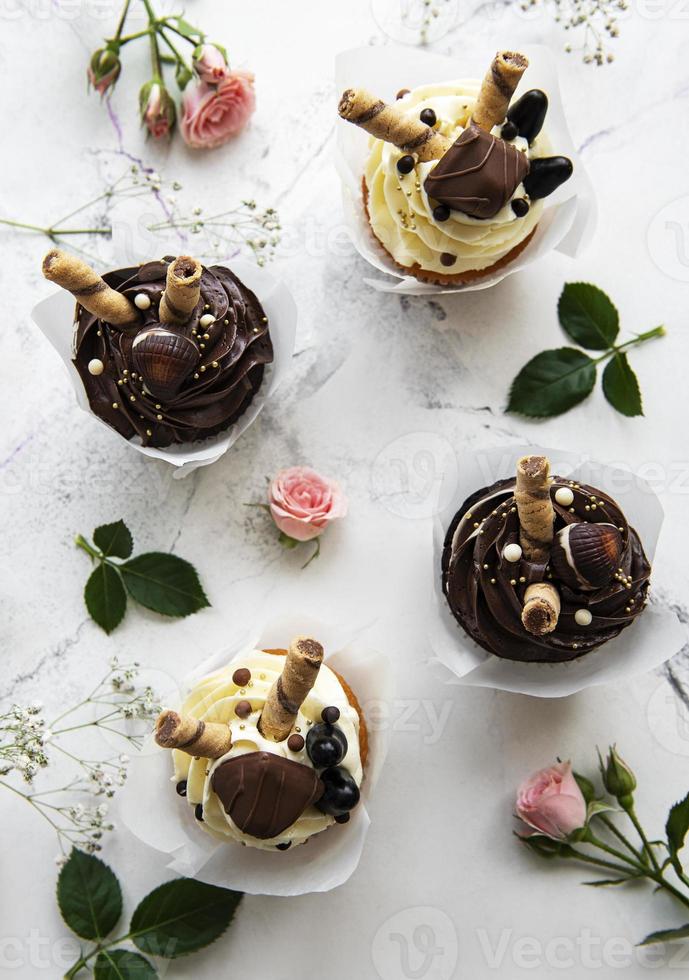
154;638;367;851
339;51;573;284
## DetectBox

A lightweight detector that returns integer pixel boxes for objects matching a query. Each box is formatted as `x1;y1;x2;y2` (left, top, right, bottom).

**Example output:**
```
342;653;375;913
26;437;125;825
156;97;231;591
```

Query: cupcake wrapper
335;44;597;295
31;256;297;479
430;445;686;697
119;614;393;895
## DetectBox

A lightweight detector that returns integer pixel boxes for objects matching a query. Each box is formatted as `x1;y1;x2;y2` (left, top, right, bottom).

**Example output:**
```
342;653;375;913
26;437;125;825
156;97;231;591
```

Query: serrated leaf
85;563;127;634
507;348;597;418
130;879;242;959
602;353;643;417
639;924;689;947
57;849;122;941
666;792;689;875
94;949;157;979
120;553;210;618
94;521;134;559
558;282;620;350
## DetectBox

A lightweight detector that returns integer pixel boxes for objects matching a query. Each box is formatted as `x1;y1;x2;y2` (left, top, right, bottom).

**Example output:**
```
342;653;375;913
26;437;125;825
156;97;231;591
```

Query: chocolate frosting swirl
73;258;273;448
441;476;651;663
424;124;530;220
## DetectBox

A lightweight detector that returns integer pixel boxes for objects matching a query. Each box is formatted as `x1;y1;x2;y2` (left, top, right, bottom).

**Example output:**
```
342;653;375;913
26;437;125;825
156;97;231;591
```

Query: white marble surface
2;1;689;977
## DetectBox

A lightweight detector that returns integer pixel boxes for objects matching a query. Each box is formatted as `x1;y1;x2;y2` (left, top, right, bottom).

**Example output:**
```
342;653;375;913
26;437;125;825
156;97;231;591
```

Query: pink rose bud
516;761;587;841
180;70;256;150
139;81;176;141
268;467;348;542
88;47;121;96
192;44;229;85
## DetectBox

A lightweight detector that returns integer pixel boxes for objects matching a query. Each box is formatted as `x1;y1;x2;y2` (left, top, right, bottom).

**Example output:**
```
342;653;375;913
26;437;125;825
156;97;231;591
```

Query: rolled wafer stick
515;455;555;561
521;582;561;635
159;255;203;325
42;249;140;327
338;88;450;162
154;709;232;759
258;636;324;742
472;50;529;131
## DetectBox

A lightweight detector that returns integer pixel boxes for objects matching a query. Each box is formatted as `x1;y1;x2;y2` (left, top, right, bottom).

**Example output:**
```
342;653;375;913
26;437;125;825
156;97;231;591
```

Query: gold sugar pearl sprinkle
156;414;162;421
112;402;119;410
212;361;219;368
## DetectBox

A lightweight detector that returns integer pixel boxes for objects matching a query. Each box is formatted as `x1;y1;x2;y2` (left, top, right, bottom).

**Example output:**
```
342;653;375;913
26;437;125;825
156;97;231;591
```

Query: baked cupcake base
362;177;537;286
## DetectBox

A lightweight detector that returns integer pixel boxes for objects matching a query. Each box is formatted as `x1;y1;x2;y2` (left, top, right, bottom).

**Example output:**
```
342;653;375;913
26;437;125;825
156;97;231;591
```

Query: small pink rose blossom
193;44;230;85
269;467;348;542
180;70;255;150
516;761;587;841
88;48;121;96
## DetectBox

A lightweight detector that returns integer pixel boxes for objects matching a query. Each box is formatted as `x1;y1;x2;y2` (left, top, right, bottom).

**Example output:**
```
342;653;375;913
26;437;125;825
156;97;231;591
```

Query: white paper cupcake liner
430;445;686;697
335;44;597;295
119;614;393;895
31;257;297;479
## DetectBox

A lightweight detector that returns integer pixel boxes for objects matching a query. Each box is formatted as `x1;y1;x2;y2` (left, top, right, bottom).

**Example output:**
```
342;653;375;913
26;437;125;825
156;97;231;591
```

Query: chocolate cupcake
441;455;651;663
41;250;272;448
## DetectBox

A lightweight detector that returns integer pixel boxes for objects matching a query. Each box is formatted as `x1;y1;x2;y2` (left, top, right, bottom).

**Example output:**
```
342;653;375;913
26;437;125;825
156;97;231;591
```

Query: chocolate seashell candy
132;326;199;402
211;751;324;840
551;522;623;591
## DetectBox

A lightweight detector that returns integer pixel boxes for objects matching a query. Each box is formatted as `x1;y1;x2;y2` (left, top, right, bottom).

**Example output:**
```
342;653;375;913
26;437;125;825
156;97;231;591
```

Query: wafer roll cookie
338;88;450;162
522;582;561;635
42;249;139;327
258;636;324;742
154;709;232;758
515;455;555;561
472;51;529;131
159;256;203;325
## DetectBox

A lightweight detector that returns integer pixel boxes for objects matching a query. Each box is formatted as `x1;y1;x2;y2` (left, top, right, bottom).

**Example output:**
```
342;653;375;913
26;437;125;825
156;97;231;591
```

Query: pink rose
516;761;587;841
192;44;230;85
140;81;176;141
180;70;256;150
269;467;348;542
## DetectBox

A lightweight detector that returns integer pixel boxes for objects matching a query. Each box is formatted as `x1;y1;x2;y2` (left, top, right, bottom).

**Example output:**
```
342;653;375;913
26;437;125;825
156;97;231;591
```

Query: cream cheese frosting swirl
364;81;550;275
172;650;363;850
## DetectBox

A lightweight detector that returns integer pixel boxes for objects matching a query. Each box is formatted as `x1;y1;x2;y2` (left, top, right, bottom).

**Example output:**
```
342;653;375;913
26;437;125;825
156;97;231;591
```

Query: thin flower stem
598;814;645;863
585;831;647;873
74;534;102;562
626;806;662;874
117;28;151;44
112;0;132;41
566;847;639;877
592;326;666;366
158;26;189;70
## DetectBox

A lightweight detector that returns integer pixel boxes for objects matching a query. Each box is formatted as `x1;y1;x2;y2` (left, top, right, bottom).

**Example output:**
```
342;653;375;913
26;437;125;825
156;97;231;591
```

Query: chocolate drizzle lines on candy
211;751;324;840
441;476;651;663
73;260;273;449
424;124;530;220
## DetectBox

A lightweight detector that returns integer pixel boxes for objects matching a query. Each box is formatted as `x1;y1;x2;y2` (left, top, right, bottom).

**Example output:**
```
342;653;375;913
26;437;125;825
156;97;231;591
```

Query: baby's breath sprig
0;160;281;265
522;0;624;64
0;658;161;857
147;197;282;266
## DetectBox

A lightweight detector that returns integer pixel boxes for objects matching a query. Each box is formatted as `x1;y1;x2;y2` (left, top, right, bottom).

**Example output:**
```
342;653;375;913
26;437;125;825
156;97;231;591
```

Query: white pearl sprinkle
555;487;574;507
199;313;215;328
134;293;151;310
575;609;593;626
87;358;104;376
503;543;522;563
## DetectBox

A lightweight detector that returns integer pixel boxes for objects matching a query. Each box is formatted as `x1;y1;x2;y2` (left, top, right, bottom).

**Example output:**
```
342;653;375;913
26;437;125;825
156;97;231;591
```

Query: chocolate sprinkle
321;706;341;724
234;700;252;719
287;734;305;752
232;668;251;687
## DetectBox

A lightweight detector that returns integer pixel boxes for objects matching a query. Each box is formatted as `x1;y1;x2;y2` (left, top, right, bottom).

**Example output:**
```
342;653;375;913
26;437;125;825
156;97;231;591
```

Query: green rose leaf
85;563;127;634
93;520;134;559
602;353;643;417
666;792;689;874
558;282;620;350
94;949;157;979
119;553;210;618
171;16;203;40
507;348;597;418
639;924;689;947
583;875;643;887
130;879;242;959
57;849;123;941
